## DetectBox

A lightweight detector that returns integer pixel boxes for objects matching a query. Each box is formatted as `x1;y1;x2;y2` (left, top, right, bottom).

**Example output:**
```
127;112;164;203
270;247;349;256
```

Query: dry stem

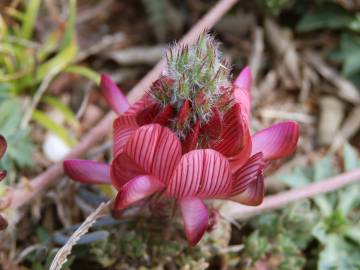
220;168;360;220
49;201;111;270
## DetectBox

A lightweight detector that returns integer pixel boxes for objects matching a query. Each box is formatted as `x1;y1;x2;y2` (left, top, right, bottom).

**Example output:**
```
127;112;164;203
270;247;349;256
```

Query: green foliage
296;2;360;87
296;4;358;32
32;109;77;147
242;143;360;269
329;33;360;87
0;97;34;184
242;201;316;269
0;0;98;144
142;0;169;42
0;0;77;94
284;144;360;269
256;0;293;16
21;227;74;270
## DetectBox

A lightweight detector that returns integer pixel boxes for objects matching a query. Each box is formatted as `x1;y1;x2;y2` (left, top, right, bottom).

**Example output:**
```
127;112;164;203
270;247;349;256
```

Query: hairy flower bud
151;33;233;139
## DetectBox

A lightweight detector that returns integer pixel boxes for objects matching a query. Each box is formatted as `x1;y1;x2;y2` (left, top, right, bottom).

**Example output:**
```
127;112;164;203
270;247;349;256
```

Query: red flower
0;135;8;230
64;67;299;246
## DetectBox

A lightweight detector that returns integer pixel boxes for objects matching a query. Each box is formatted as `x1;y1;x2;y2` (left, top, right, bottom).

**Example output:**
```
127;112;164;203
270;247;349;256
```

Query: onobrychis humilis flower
64;34;299;246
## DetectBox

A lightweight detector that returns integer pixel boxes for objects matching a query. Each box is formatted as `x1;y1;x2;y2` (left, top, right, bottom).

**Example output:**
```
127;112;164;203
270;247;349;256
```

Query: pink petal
113;175;165;211
233;67;252;122
125;94;153;115
111;124;182;186
153;104;174;125
113;114;138;157
111;154;145;190
100;74;129;115
211;104;246;157
178;99;191;126
200;108;222;140
182;121;200;153
228;152;264;196
179;197;209;246
229;173;264;206
229;127;252;172
0;135;7;159
0;170;6;182
167;149;232;199
251;121;299;160
136;103;160;126
63;159;111;185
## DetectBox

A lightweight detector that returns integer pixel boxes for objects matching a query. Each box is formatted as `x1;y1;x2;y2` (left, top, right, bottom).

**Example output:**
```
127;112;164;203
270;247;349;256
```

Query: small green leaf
278;166;312;188
41;96;79;129
318;234;358;270
21;0;42;40
32;109;76;147
344;225;360;246
64;65;100;84
297;5;353;32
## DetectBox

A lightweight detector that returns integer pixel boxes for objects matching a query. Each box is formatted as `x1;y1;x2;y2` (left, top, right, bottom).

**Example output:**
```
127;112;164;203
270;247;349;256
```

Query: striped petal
251;121;299;160
229;173;264;206
228;152;264;197
125;94;153;115
100;74;129;115
111;124;182;186
111;154;145;190
211;104;246;157
113;114;138;157
229;127;252;172
167;149;231;199
233;66;252;122
63;159;111;185
113;175;165;211
180;197;209;246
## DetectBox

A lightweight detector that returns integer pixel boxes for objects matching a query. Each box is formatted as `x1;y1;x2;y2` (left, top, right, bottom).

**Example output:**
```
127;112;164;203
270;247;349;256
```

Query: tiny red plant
64;34;299;246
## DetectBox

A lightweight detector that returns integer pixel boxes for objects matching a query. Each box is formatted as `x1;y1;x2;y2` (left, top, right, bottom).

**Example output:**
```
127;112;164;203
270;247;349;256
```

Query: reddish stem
8;0;240;209
221;168;360;220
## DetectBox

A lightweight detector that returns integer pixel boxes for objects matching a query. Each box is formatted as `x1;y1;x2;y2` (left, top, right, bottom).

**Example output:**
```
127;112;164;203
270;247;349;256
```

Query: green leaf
313;156;337;216
60;0;76;50
278;166;312;188
0;98;34;183
312;222;328;244
64;65;100;84
36;40;77;84
337;143;360;215
21;0;42;40
297;5;353;32
344;225;360;246
318;234;359;270
32;109;76;147
328;33;360;77
343;143;359;171
41;96;79;128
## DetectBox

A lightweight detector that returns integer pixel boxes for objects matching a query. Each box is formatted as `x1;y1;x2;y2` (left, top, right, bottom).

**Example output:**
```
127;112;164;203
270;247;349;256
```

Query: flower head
64;34;299;246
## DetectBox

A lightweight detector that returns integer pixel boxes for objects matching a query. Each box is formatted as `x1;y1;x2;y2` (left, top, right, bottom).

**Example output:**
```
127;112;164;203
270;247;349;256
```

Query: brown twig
220;168;360;220
8;0;240;209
